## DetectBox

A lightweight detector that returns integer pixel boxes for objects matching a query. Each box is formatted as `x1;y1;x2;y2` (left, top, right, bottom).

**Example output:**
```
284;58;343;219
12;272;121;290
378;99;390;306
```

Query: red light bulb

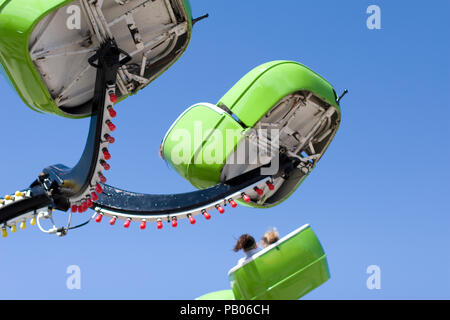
109;217;116;225
77;205;83;213
254;187;264;196
71;205;78;213
81;201;88;212
107;106;117;118
109;93;117;103
124;219;131;228
102;148;111;160
95;214;103;223
95;183;103;194
91;192;99;201
104;134;115;144
86;197;93;208
188;215;196;225
98;173;107;184
171;218;178;228
267;181;275;191
106;120;116;131
100;160;110;171
202;210;211;220
140;220;146;230
216;205;225;214
229;199;237;208
156;220;163;230
242;193;251;203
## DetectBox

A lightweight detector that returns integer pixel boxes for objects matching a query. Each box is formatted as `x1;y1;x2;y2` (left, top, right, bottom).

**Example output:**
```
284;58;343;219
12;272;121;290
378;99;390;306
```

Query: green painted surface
162;104;246;189
0;1;9;10
162;61;341;207
196;290;235;301
0;0;69;115
0;0;192;118
228;226;330;300
219;60;340;127
182;0;193;27
196;226;330;300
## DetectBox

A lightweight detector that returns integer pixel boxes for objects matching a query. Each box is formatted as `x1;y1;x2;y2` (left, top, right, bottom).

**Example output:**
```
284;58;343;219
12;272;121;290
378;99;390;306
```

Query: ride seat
160;61;341;208
227;224;330;300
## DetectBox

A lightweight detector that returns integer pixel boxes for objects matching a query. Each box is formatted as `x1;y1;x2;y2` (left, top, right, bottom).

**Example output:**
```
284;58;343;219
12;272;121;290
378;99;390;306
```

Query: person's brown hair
261;228;280;248
233;234;256;252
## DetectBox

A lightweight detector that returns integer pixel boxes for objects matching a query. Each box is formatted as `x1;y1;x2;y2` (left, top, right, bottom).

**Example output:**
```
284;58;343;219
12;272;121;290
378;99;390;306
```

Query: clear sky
0;0;449;299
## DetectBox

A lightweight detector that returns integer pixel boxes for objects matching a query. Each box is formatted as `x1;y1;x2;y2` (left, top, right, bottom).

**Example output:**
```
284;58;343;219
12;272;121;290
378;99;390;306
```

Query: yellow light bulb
30;217;37;226
4;195;12;201
11;225;17;233
1;228;7;238
20;221;26;230
15;191;24;197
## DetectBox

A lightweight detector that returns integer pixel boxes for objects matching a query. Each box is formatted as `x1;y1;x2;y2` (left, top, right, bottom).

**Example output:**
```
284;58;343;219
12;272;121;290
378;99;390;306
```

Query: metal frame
0;39;128;232
0;42;304;235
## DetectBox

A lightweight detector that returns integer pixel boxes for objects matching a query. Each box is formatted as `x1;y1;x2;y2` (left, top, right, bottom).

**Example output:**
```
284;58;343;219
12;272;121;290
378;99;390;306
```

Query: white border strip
95;177;270;223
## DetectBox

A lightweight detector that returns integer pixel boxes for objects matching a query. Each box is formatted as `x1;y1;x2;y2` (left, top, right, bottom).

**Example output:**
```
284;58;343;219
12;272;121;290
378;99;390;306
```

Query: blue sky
0;0;449;299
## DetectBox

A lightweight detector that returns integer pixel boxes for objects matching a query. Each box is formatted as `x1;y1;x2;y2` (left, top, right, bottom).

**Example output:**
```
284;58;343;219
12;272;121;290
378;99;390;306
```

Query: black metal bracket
337;89;348;104
0;40;126;224
192;13;209;26
42;39;128;210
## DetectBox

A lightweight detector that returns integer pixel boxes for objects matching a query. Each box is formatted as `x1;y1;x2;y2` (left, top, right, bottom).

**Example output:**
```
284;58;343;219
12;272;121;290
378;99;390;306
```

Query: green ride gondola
0;0;193;117
197;225;330;300
161;61;341;207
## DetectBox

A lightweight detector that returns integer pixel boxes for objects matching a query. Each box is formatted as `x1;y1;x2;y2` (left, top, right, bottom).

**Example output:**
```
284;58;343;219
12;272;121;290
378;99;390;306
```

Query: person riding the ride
234;234;260;264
